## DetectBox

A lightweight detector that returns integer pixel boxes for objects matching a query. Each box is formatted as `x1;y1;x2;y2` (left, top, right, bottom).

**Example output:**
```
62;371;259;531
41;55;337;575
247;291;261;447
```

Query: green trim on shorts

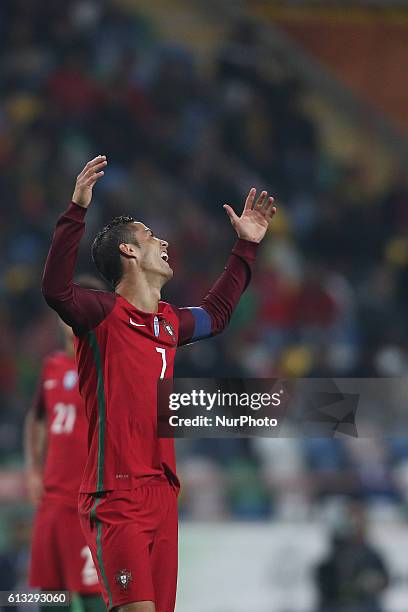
90;496;100;523
96;519;113;610
89;497;113;609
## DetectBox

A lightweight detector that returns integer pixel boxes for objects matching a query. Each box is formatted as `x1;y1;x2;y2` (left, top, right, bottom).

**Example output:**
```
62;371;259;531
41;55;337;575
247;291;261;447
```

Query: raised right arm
42;156;115;334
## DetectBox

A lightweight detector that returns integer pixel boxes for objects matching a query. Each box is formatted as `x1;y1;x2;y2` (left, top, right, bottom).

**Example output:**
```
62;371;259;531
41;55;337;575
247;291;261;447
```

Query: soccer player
41;155;276;612
25;315;105;611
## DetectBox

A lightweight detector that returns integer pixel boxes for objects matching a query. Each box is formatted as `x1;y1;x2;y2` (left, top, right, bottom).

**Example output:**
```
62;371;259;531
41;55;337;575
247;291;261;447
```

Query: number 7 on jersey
155;347;167;379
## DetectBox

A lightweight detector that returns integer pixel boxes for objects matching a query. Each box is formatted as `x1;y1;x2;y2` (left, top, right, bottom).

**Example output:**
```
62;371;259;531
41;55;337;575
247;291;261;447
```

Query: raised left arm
173;188;276;345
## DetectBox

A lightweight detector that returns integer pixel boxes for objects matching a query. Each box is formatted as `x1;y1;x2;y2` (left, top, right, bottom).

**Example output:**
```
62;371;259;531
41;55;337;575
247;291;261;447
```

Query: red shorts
78;482;178;611
30;497;100;593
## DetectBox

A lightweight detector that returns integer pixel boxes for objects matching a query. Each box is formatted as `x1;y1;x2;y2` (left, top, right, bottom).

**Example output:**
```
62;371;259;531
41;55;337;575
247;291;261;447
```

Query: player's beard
142;257;173;287
159;261;173;283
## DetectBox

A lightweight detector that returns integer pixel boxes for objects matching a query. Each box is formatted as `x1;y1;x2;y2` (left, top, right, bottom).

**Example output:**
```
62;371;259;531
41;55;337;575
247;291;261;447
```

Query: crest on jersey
162;319;176;343
115;568;133;591
153;315;160;338
63;370;78;390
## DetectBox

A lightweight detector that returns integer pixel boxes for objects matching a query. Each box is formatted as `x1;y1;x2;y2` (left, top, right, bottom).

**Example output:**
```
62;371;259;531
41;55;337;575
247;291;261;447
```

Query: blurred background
0;0;408;610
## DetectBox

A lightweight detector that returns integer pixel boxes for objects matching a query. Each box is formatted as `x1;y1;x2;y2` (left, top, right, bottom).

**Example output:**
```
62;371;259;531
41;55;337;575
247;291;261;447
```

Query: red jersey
33;351;89;505
42;203;258;494
75;297;179;492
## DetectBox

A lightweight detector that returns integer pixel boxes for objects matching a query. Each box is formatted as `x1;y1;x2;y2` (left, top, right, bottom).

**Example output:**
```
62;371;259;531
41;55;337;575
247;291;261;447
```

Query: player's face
128;223;173;281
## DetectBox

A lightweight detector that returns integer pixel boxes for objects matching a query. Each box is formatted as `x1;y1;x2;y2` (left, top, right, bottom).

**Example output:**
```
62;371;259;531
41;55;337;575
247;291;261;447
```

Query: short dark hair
91;216;139;287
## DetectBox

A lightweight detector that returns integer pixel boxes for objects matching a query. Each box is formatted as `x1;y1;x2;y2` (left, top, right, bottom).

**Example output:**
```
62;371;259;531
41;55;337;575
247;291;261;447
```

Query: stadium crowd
0;0;408;522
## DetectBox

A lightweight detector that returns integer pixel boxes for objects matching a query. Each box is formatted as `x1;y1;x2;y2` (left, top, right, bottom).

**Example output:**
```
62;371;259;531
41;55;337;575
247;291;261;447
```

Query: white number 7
155;347;167;379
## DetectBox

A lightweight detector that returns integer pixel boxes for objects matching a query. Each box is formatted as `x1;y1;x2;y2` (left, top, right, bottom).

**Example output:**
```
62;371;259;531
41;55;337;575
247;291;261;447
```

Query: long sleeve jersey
42;202;258;493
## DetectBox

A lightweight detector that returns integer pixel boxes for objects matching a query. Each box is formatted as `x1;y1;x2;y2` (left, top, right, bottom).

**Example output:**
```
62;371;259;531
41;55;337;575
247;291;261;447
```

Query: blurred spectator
315;501;389;612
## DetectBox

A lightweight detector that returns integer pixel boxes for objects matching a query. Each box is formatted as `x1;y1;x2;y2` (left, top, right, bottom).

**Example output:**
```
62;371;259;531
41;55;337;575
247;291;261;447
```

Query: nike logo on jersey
44;379;58;389
129;318;146;327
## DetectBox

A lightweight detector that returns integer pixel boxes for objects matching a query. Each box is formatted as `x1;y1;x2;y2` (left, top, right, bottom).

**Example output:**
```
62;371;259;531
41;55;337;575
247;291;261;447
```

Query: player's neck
116;274;162;313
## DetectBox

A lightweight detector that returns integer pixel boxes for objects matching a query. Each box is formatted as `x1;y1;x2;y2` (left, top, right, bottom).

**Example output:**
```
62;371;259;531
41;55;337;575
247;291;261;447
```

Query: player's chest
100;304;178;376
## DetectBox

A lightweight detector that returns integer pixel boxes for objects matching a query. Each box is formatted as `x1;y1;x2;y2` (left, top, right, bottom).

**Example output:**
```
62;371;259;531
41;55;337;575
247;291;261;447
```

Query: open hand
224;188;277;243
72;155;107;209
